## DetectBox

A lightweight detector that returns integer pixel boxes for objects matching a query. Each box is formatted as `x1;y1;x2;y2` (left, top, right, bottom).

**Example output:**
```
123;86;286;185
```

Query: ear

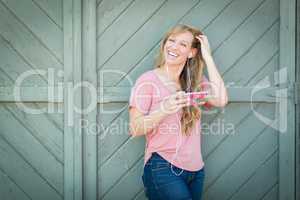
188;48;198;58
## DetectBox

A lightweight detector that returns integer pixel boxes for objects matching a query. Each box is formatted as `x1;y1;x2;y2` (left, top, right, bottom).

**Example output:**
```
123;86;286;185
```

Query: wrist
203;55;214;66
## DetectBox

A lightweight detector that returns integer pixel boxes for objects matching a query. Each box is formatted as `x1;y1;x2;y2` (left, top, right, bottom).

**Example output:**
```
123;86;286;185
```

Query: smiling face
163;31;196;67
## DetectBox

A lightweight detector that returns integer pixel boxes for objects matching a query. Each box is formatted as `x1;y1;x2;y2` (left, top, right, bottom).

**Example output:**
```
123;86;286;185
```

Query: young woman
129;24;228;200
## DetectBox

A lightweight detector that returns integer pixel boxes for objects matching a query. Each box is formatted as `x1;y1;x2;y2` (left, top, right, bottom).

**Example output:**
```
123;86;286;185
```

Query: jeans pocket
151;161;170;172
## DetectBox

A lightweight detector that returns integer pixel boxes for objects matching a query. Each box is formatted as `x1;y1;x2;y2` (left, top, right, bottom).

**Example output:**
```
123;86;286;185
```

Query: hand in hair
196;34;212;62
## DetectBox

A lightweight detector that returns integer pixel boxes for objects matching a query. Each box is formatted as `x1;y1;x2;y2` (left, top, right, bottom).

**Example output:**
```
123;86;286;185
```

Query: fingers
174;91;189;105
161;91;209;114
196;35;208;43
195;36;202;43
167;91;189;109
196;34;207;39
196;34;204;39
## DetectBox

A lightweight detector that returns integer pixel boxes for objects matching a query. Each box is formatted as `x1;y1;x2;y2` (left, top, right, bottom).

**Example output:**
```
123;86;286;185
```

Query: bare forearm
205;56;228;107
130;107;168;137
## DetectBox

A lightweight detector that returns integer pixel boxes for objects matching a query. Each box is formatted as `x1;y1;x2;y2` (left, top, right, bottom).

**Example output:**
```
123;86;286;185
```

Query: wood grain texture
279;0;296;199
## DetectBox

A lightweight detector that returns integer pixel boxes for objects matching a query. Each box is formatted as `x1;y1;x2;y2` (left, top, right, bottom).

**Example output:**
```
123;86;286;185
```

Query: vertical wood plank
63;0;74;198
73;1;83;200
279;0;296;199
82;0;98;199
296;1;300;199
63;0;83;199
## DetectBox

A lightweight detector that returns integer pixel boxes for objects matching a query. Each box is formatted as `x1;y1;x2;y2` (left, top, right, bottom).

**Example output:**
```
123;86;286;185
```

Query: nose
169;42;179;50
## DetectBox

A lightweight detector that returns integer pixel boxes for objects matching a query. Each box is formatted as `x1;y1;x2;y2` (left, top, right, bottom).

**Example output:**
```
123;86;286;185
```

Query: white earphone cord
166;64;192;176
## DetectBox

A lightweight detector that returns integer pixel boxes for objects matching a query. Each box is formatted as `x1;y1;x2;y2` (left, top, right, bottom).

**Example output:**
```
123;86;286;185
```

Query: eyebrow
168;37;191;45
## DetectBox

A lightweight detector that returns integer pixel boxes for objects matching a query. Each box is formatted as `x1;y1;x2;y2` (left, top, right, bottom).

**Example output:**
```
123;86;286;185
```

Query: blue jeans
142;152;205;200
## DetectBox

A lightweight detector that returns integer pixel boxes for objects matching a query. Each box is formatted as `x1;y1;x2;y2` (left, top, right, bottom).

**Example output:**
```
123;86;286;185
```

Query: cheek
180;49;190;58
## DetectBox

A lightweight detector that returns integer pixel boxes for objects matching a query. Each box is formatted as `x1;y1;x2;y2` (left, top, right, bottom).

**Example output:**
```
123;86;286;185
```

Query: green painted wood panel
296;1;300;199
0;168;32;200
0;0;295;199
0;0;64;198
63;0;83;199
279;0;296;199
82;0;97;199
31;0;62;28
0;2;62;79
96;0;295;200
1;0;63;62
0;104;63;199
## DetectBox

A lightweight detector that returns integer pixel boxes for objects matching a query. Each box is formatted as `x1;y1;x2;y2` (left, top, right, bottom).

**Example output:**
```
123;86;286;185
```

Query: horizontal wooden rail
0;85;294;103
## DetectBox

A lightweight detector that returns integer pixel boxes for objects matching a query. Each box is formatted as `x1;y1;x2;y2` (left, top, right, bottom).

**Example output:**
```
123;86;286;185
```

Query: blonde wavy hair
155;24;205;135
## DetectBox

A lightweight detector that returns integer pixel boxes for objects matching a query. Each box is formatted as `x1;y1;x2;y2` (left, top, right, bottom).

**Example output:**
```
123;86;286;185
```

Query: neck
161;63;185;83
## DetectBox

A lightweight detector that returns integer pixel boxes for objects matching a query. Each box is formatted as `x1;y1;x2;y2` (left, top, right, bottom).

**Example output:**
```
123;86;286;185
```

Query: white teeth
168;51;178;57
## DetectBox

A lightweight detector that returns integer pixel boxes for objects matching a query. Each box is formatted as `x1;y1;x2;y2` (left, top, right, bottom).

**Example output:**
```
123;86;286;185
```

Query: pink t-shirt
129;70;211;171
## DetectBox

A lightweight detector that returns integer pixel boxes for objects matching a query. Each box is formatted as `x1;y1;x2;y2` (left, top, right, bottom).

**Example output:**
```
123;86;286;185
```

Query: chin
165;60;185;67
165;57;184;66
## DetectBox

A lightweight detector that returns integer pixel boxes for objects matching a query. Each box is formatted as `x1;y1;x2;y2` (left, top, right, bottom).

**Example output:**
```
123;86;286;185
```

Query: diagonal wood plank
204;103;275;189
181;0;234;28
0;136;62;200
99;137;145;198
0;105;63;194
261;183;278;200
1;0;63;62
98;107;130;165
198;0;266;51
0;167;31;200
97;103;128;129
213;0;279;74
204;125;278;200
133;188;147;200
202;103;258;159
41;103;64;133
98;0;200;86
0;3;63;76
0;67;14;86
223;21;279;85
116;0;266;87
229;150;278;200
222;18;278;78
115;0;245;87
5;103;63;162
245;53;278;87
102;156;144;200
31;0;62;28
0;41;63;131
0;33;48;86
97;0;135;38
96;0;166;69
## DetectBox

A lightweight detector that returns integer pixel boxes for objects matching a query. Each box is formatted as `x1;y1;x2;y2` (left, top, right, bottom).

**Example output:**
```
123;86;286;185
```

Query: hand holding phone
185;91;210;106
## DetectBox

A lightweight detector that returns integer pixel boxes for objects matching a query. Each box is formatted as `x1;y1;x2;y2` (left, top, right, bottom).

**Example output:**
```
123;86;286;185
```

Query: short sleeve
199;75;213;110
129;73;153;115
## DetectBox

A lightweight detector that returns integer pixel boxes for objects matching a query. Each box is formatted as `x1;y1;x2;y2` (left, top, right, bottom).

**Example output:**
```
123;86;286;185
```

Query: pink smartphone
185;91;210;106
185;91;209;99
